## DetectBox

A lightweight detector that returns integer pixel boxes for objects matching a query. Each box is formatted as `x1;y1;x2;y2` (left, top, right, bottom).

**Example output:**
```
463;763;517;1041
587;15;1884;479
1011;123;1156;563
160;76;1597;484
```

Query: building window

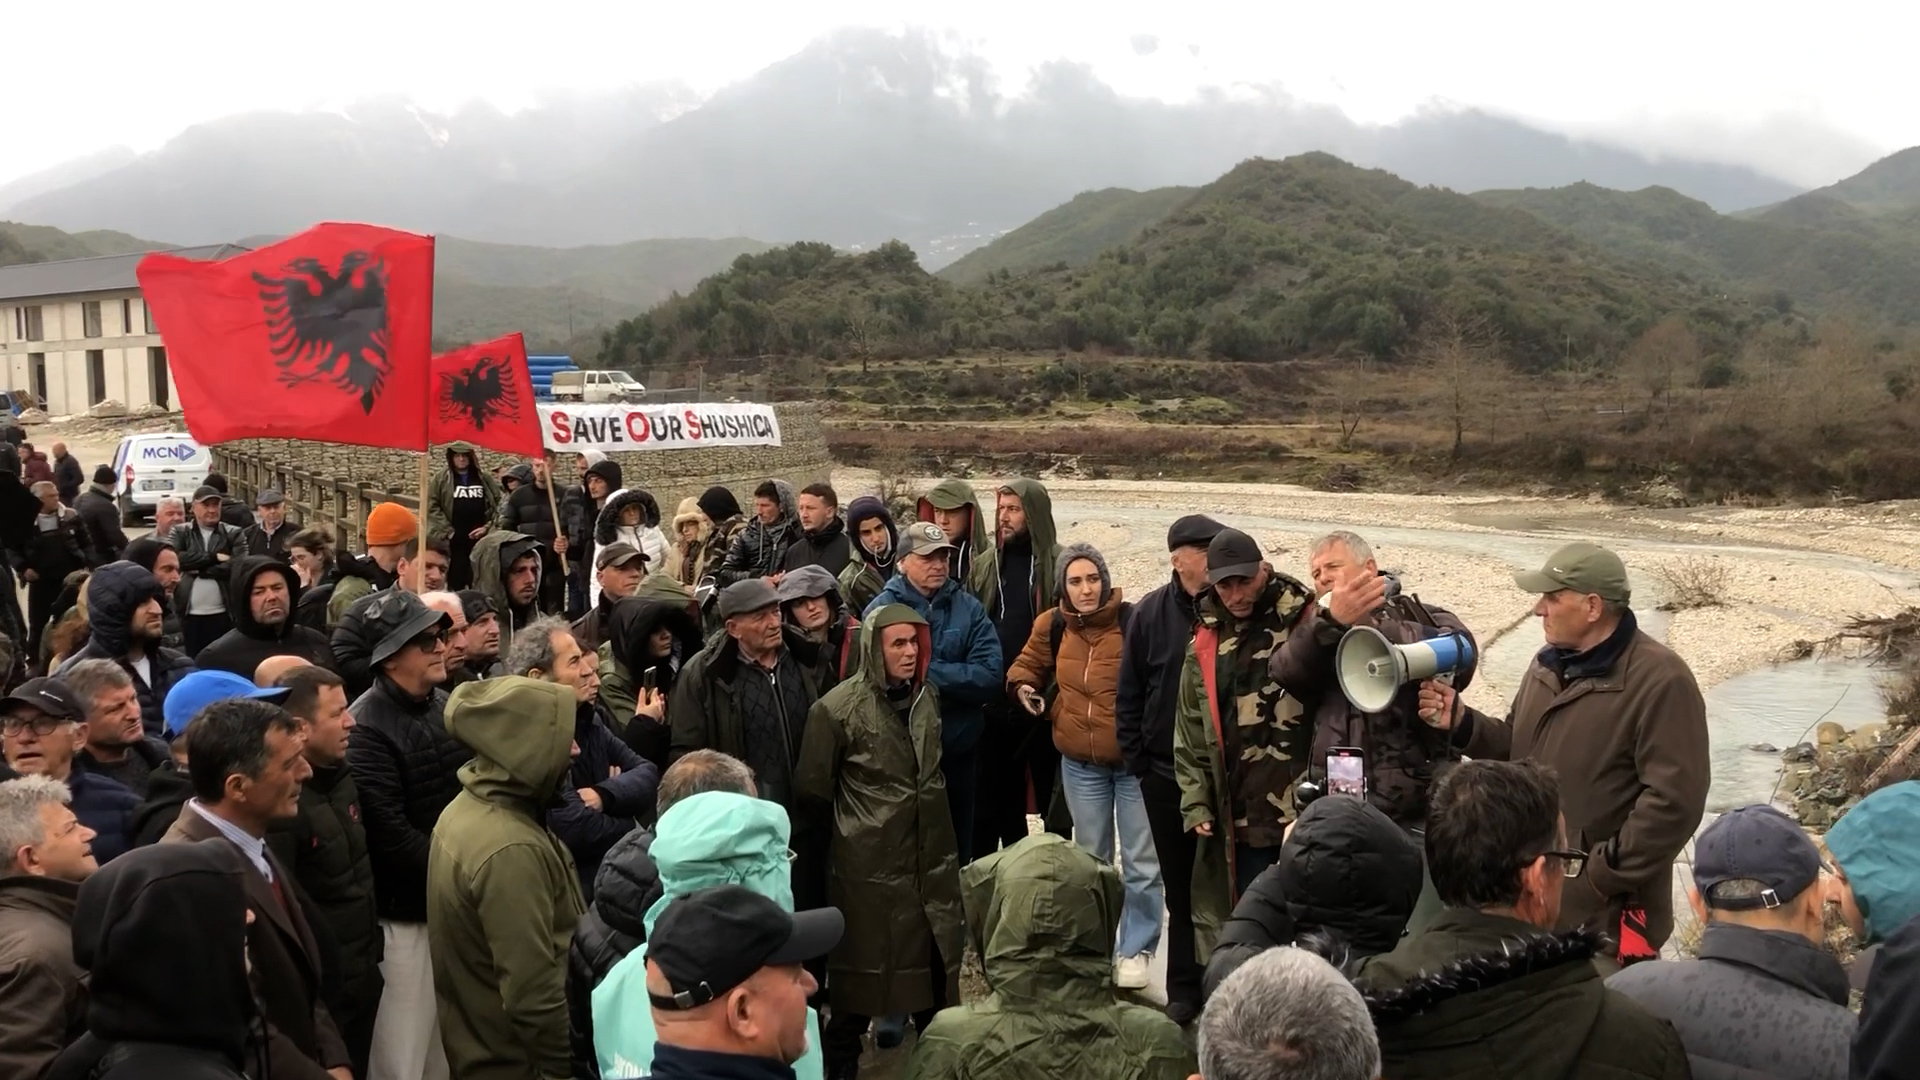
143;301;156;335
19;306;43;342
83;301;102;338
87;350;106;406
121;298;133;336
149;347;170;409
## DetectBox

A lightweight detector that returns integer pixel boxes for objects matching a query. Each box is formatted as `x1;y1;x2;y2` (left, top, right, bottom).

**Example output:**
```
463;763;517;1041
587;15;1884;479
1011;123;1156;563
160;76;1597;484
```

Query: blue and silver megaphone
1335;625;1477;714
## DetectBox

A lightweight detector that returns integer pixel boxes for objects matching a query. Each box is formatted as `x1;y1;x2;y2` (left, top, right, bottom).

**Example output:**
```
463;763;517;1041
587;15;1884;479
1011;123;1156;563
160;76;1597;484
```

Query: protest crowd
0;438;1915;1080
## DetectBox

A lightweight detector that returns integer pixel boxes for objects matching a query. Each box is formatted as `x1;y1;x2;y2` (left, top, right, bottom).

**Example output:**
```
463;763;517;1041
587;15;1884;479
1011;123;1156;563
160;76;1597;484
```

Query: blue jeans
1060;757;1163;959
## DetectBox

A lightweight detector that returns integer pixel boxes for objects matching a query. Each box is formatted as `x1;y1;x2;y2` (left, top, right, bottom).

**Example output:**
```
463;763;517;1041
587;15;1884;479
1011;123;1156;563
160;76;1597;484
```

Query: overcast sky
6;0;1912;188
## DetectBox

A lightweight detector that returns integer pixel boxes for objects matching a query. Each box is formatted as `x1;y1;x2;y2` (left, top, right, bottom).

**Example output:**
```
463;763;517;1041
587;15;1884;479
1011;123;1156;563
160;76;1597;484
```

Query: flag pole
418;449;431;591
545;457;570;576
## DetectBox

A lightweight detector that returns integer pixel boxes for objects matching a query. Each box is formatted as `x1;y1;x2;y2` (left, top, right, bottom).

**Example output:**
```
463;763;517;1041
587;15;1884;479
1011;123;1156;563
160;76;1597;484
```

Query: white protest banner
539;402;783;453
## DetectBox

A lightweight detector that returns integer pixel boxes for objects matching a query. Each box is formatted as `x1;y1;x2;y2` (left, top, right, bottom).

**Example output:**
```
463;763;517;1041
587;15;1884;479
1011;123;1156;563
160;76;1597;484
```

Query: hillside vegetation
603;153;1749;371
1474;183;1920;322
0;220;168;265
938;186;1195;283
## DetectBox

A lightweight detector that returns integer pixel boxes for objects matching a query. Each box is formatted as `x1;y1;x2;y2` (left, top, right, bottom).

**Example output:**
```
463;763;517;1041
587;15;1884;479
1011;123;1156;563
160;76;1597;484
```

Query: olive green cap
1513;541;1631;604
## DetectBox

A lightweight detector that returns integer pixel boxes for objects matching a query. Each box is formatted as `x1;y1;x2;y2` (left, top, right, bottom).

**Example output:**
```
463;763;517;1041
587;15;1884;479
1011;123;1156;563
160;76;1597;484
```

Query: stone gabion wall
214;402;833;546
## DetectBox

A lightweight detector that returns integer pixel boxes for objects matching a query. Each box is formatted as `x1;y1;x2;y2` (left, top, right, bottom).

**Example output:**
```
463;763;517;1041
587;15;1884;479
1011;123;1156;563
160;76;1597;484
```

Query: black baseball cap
2;678;84;722
1693;805;1824;910
1207;528;1265;585
647;886;844;1011
1168;514;1227;552
594;541;648;572
191;485;222;504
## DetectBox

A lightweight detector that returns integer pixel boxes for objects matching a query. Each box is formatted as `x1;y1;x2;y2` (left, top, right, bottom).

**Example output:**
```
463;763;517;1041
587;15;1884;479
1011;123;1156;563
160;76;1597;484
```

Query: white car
550;369;647;403
110;432;210;524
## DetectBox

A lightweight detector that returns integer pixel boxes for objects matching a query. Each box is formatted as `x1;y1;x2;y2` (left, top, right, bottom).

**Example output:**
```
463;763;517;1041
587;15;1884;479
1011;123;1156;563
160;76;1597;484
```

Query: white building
0;245;245;414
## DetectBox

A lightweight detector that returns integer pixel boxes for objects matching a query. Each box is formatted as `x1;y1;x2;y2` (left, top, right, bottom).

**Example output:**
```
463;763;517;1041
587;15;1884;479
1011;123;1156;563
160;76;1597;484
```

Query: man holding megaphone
1269;531;1476;930
1417;541;1708;963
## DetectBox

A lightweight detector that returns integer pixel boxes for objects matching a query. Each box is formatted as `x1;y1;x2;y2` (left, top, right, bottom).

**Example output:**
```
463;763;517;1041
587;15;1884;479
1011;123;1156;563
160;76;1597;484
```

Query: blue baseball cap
162;670;291;738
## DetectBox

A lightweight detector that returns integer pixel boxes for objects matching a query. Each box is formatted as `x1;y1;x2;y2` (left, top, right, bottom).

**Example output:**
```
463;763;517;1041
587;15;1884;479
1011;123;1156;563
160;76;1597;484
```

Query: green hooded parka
428;676;586;1080
794;604;965;1018
905;833;1194;1080
918;479;999;610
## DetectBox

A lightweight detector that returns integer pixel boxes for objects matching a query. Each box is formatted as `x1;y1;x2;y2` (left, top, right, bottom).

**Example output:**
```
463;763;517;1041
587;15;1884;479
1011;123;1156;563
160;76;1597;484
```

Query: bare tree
1619;318;1700;433
1420;310;1503;459
1323;358;1377;449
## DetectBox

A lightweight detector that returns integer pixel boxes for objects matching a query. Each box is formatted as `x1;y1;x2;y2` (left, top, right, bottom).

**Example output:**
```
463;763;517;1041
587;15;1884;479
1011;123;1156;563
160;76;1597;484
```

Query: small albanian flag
430;332;544;456
137;223;434;449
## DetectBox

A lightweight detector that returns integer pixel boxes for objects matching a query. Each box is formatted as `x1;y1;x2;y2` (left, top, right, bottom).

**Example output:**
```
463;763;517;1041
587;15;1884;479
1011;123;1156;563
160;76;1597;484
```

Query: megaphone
1336;625;1476;714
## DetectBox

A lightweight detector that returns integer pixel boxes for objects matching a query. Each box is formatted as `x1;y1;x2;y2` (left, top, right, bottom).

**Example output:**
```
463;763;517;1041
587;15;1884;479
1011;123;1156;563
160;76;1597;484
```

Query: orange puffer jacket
1006;590;1128;766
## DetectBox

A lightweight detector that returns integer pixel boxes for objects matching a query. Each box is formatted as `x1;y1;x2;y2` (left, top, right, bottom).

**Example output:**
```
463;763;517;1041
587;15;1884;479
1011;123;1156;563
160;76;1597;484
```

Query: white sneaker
1115;954;1151;990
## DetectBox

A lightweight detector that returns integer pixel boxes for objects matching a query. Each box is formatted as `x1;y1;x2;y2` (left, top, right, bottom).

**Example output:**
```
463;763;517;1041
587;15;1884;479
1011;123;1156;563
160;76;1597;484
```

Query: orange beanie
366;502;418;547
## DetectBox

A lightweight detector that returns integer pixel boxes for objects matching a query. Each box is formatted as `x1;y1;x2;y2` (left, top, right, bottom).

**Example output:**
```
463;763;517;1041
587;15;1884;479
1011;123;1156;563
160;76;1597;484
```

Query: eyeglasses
408;629;450;653
1;715;70;737
1540;848;1589;879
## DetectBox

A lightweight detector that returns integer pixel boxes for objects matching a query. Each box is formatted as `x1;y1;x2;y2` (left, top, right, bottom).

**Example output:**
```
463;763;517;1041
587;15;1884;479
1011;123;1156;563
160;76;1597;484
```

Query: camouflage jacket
1173;570;1314;956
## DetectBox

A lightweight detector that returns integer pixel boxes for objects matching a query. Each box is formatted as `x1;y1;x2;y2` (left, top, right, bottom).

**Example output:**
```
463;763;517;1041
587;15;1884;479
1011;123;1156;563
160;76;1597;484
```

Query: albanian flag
136;222;435;449
430;332;544;456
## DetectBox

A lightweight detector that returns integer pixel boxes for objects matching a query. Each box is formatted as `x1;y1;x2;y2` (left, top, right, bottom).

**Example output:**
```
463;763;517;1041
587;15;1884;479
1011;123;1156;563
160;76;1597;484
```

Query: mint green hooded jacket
589;792;824;1080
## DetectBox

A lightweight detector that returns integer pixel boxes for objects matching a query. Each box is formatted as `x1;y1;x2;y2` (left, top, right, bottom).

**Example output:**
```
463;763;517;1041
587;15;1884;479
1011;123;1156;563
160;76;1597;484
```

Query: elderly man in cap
669;579;827;816
169;483;249;656
1420;541;1707;959
574;541;647;653
1;678;138;864
343;590;469;1080
244;487;296;561
646;885;844;1080
1172;526;1316;951
1608;805;1851;1079
868;520;1001;864
1115;513;1225;1024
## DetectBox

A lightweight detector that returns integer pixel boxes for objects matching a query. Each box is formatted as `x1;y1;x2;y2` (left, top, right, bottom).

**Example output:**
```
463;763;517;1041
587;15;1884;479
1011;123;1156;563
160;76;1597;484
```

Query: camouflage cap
1513;541;1631;604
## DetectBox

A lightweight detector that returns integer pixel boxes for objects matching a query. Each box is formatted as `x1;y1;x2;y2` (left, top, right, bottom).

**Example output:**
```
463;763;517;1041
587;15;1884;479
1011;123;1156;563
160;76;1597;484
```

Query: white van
551;369;647;403
110;432;210;523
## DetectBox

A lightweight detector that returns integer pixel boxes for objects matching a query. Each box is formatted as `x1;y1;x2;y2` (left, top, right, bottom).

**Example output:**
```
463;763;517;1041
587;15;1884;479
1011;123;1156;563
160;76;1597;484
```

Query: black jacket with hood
346;676;470;922
194;556;337;678
75;482;129;562
566;827;663;1080
567;459;626;563
57;562;196;738
47;842;261;1080
599;592;706;768
715;480;797;586
1202;795;1424;998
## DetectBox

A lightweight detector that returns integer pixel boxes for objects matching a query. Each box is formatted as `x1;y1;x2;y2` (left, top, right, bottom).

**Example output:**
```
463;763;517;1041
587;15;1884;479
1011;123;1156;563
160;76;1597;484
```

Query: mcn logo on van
139;443;200;461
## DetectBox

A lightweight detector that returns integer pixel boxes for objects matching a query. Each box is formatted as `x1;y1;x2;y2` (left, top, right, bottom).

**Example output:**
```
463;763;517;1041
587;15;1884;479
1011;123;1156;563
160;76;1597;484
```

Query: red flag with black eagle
135;222;435;449
429;332;544;456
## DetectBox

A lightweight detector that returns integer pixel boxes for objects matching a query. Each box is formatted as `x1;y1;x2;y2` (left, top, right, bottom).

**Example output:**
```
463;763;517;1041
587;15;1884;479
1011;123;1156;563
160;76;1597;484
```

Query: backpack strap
1046;608;1067;664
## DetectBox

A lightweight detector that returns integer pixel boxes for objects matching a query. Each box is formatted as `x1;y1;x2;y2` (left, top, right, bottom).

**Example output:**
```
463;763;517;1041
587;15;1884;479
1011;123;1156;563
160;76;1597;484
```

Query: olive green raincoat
905;833;1194;1080
794;604;965;1018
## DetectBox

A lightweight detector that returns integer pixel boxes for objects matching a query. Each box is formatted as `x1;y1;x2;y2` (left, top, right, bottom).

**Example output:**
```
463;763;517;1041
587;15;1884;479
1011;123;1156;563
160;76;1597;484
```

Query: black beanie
93;465;116;485
698;485;742;523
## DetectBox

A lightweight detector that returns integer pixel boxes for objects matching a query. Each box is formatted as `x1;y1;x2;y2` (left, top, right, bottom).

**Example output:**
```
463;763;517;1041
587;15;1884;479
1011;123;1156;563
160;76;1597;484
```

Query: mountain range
4;29;1816;267
943;148;1920;327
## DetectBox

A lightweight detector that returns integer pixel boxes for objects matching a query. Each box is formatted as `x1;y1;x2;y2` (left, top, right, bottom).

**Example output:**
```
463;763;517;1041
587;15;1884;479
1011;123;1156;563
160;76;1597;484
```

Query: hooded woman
427;442;503;591
593;488;668;606
838;495;898;614
1006;541;1159;989
599;590;705;769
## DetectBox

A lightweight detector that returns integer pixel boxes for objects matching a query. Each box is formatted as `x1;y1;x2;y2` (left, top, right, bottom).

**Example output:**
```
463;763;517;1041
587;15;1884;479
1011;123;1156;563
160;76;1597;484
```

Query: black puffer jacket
601;594;705;767
58;562;196;738
566;827;662;1080
780;513;853;577
1203;795;1424;998
194;557;337;678
267;760;382;1033
345;676;469;922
